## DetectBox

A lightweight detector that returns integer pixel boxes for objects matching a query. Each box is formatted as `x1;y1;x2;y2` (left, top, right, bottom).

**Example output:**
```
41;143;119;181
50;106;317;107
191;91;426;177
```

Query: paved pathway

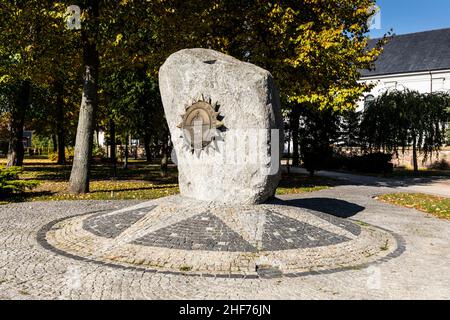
287;166;450;198
1;184;449;299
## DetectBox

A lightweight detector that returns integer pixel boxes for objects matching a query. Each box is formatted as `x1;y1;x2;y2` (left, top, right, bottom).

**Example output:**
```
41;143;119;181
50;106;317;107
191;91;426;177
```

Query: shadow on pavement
269;197;365;218
284;166;450;189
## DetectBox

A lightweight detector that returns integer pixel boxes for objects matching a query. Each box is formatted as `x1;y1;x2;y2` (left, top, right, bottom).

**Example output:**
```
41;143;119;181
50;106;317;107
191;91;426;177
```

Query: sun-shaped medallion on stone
177;97;224;153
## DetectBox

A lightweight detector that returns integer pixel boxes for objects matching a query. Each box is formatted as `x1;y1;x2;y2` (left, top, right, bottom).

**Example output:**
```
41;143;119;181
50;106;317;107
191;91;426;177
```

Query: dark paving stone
306;209;361;236
268;198;362;236
256;264;283;279
261;210;350;251
133;211;256;252
83;205;157;238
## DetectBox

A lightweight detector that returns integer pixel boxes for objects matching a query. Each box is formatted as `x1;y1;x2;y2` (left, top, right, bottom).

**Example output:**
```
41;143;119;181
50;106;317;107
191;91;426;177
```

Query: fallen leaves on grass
377;193;450;220
0;160;339;204
276;173;337;195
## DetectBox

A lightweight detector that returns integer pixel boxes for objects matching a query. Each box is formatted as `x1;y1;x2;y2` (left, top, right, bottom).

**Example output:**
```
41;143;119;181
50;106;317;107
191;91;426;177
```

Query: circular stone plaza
1;184;449;299
40;195;402;278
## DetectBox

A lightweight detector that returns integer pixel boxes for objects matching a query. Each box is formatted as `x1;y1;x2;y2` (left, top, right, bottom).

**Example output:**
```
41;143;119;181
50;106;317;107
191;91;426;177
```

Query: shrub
302;145;334;176
47;147;74;162
306;151;393;174
427;159;450;171
0;166;39;194
47;151;58;162
92;144;106;159
344;153;393;174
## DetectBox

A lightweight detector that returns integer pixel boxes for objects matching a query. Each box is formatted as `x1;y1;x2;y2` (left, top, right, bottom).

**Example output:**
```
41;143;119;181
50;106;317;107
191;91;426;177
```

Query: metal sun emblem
177;97;224;153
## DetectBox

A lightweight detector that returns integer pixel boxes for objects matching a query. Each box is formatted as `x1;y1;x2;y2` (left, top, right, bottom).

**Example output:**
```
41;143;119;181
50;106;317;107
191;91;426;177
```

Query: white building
358;28;450;111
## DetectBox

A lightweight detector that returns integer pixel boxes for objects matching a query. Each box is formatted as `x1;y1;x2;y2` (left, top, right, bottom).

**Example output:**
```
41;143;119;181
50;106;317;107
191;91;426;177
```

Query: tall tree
5;80;30;167
206;0;387;111
54;80;66;164
68;0;100;193
289;106;301;166
68;0;171;192
0;1;73;166
210;0;389;167
0;1;40;166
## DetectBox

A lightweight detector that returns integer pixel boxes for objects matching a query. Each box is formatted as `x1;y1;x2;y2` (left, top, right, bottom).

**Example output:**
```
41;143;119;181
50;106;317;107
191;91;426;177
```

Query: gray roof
360;28;450;77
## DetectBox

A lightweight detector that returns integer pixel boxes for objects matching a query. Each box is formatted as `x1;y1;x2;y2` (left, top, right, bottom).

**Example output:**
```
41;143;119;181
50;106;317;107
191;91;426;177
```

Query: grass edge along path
376;193;450;220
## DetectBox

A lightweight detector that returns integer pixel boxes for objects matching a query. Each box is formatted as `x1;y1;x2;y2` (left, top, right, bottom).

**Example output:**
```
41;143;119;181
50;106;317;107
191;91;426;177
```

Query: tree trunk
286;129;291;174
95;127;99;146
6;80;30;167
123;133;129;169
160;134;169;177
109;118;117;177
55;81;66;164
290;107;300;167
161;143;168;177
51;134;58;153
69;1;99;193
412;134;418;172
143;134;152;163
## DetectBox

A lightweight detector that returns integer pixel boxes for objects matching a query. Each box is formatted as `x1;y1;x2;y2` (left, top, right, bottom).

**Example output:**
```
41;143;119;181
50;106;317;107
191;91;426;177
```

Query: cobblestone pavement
1;185;450;299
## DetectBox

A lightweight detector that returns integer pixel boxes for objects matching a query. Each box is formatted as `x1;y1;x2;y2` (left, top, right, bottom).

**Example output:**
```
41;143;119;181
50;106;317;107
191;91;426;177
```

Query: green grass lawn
377;193;450;220
0;158;337;205
276;172;337;195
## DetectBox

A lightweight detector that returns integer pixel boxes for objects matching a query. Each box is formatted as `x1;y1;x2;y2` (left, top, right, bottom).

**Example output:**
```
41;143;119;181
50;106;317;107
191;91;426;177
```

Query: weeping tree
447;103;450;145
360;90;449;172
338;109;362;148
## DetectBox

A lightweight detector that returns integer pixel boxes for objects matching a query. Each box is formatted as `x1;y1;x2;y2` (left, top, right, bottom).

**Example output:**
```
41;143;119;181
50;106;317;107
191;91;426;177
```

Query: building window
364;94;375;110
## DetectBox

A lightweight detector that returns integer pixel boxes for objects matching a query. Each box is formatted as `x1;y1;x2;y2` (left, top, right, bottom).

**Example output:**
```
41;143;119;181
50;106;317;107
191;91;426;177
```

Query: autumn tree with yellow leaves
214;0;388;165
209;0;386;110
0;0;79;167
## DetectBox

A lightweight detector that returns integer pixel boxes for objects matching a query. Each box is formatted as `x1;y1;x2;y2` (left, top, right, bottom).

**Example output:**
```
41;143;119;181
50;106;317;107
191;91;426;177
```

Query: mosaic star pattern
82;205;357;252
83;205;156;238
44;195;400;277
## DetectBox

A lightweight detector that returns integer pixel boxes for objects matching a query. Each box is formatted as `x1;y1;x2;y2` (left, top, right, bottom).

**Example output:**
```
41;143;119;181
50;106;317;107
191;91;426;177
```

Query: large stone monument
159;48;283;204
43;49;400;279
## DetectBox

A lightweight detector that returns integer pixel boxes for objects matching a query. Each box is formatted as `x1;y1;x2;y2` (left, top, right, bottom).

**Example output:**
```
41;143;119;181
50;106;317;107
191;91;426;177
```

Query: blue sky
369;0;450;38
